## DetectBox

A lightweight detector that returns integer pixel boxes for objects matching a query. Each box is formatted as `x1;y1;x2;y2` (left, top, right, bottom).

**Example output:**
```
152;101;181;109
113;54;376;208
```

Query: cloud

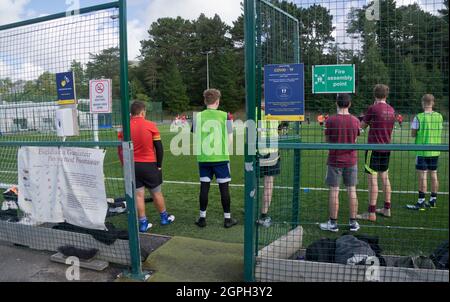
0;0;30;25
125;0;243;60
127;19;147;60
1;10;119;81
396;0;442;14
141;0;242;27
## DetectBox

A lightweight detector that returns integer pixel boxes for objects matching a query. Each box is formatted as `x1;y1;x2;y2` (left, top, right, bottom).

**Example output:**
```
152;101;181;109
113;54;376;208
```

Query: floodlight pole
202;50;213;89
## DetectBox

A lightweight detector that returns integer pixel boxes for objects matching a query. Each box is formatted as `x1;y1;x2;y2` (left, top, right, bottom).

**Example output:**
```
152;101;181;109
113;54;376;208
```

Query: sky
0;0;444;82
0;0;243;60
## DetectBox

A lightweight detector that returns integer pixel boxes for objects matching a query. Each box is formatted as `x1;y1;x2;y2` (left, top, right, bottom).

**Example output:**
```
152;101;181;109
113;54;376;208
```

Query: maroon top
363;102;396;152
325;114;361;168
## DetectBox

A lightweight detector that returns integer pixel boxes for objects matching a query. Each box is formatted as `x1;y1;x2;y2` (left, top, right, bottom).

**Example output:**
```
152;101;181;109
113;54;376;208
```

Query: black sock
200;182;211;212
330;218;337;224
418;191;426;201
261;213;267;219
431;192;437;199
219;182;231;214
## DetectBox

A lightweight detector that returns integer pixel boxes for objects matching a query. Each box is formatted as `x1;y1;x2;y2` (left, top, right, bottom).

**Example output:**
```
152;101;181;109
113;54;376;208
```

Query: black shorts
416;156;439;171
259;156;281;178
365;151;391;175
135;162;163;191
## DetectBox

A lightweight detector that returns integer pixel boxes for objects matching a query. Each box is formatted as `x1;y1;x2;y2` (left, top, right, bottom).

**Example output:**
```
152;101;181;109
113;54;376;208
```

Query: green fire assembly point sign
312;64;355;94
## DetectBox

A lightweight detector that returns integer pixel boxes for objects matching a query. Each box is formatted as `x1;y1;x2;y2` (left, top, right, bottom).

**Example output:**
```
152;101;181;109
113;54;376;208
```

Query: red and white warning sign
89;79;112;113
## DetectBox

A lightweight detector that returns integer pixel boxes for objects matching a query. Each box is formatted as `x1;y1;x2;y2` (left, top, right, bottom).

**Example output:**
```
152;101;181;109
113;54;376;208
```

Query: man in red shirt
357;84;396;222
320;94;361;232
130;101;175;232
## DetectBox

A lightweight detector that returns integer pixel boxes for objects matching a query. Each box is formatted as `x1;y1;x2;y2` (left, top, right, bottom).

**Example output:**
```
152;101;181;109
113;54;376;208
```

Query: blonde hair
422;94;435;107
203;89;221;105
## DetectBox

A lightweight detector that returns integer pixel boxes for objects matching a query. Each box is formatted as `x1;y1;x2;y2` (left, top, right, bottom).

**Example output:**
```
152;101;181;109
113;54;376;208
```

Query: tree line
0;0;448;115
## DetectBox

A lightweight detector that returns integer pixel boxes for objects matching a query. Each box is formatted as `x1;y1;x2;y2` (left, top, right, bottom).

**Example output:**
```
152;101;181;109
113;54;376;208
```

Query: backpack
395;256;435;270
305;238;336;263
335;235;376;265
352;233;386;267
430;241;449;270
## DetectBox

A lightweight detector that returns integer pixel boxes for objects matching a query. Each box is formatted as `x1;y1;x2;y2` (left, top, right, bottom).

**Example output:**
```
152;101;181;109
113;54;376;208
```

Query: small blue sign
264;64;305;121
98;114;113;129
56;71;76;105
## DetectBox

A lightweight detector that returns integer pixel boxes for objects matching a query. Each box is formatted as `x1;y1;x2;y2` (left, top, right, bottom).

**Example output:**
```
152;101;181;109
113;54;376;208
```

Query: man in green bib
194;89;237;228
407;94;444;210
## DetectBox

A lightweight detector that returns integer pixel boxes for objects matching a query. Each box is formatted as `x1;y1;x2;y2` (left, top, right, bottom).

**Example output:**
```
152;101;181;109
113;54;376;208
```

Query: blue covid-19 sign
56;71;76;105
264;63;305;121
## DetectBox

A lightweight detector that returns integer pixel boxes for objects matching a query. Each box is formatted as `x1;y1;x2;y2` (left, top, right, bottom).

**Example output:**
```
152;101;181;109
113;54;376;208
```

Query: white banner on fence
18;147;107;230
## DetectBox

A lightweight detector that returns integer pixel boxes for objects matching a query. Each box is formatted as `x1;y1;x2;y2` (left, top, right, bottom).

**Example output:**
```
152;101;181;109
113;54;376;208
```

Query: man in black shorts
130;101;175;232
357;85;396;222
256;100;281;228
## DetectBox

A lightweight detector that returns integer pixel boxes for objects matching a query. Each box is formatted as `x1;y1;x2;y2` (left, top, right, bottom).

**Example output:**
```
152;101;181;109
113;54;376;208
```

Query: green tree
86;47;120;98
159;60;190;113
210;49;242;113
70;60;88;99
36;72;56;99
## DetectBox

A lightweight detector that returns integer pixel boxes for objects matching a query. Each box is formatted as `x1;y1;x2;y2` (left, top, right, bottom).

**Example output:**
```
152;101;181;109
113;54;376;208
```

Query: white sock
224;213;231;219
200;211;207;218
418;198;425;204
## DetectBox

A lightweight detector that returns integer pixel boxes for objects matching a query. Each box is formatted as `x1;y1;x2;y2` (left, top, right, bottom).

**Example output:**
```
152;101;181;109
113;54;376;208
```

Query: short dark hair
336;94;351;108
374;84;389;99
131;101;146;116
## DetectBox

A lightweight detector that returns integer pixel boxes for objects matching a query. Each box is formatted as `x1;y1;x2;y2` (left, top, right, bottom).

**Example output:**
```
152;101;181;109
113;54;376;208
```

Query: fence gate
0;0;146;280
244;0;449;282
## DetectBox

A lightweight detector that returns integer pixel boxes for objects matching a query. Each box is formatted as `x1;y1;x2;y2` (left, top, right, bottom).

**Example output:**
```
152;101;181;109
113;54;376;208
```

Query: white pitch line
104;177;450;195
2;170;449;195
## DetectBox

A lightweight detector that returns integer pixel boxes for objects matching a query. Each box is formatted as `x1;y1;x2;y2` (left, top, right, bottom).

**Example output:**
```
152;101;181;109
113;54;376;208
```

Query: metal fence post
291;20;301;229
244;0;257;283
119;0;148;281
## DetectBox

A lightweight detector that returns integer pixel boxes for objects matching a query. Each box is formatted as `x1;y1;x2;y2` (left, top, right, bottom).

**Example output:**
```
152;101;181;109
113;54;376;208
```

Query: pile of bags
304;234;448;270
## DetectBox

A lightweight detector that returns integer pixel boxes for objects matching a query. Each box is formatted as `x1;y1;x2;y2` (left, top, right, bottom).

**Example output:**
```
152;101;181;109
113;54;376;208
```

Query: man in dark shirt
320;94;361;232
357;84;396;222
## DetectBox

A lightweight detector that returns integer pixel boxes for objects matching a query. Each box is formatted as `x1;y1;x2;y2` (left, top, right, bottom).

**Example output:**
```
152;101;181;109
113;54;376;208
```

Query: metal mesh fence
0;2;141;275
246;0;449;282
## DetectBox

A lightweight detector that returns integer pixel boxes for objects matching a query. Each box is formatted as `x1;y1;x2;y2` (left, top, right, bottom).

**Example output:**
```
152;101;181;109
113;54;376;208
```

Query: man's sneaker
7;201;18;210
195;217;206;228
257;216;272;228
349;220;360;232
426;200;437;209
376;208;391;217
139;219;152;233
319;220;339;232
160;213;175;226
406;202;426;211
356;212;376;222
224;218;238;229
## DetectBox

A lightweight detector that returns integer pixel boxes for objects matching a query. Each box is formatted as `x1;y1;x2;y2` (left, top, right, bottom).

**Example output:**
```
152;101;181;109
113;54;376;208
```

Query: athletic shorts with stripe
365;151;391;175
199;162;231;184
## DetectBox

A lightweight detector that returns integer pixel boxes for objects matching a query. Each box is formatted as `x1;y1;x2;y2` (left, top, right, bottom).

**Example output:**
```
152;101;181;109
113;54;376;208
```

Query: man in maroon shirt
357;84;396;222
320;94;361;232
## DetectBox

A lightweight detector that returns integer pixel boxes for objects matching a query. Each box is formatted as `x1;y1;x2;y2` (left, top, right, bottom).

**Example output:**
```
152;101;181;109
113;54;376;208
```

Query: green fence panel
245;0;449;282
0;0;145;280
